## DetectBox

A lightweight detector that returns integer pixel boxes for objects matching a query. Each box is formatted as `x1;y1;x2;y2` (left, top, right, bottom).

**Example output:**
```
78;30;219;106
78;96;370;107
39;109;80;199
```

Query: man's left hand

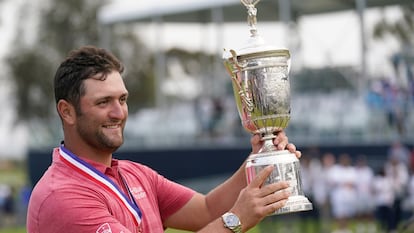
250;131;301;158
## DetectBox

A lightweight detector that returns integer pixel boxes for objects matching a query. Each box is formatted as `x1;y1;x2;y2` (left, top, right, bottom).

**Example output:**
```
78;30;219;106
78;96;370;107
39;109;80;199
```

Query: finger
286;143;301;158
265;199;288;215
275;130;285;137
262;188;290;205
276;139;288;150
260;181;289;197
250;134;261;144
272;131;285;145
249;165;274;188
250;134;262;154
286;143;296;151
273;132;288;150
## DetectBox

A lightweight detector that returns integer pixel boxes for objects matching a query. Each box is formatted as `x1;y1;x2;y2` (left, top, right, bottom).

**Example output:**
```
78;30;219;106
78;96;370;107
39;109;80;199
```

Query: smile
104;124;121;129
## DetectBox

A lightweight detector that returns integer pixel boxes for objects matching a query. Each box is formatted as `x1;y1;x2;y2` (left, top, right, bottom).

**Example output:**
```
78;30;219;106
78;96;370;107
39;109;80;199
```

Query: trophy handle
229;50;254;112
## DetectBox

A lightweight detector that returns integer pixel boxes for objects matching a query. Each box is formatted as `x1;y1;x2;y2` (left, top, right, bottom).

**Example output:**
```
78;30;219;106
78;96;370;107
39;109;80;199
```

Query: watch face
224;213;239;227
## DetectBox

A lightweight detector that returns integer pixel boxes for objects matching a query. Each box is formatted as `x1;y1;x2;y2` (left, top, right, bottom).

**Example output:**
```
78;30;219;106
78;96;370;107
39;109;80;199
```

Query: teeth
105;125;119;129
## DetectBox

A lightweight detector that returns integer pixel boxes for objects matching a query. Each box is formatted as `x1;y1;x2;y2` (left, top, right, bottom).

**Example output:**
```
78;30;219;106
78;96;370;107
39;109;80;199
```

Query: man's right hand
229;165;290;232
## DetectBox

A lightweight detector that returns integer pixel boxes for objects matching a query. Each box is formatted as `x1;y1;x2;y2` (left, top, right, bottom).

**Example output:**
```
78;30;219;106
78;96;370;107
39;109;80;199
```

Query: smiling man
26;45;301;233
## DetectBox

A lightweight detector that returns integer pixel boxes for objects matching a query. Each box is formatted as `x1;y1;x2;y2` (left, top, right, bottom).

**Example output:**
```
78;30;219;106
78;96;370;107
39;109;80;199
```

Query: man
27;46;301;233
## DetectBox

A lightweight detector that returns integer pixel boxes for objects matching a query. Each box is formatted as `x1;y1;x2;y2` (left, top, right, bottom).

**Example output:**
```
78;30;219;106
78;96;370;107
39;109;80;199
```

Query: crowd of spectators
0;183;31;229
365;74;414;137
0;184;15;227
298;142;414;233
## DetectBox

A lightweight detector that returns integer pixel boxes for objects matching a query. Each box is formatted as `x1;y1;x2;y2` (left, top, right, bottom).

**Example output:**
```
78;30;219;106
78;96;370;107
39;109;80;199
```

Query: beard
95;126;124;151
76;117;125;153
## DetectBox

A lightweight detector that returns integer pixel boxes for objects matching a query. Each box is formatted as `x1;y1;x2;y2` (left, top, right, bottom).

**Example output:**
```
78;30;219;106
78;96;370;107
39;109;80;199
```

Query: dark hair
54;45;124;112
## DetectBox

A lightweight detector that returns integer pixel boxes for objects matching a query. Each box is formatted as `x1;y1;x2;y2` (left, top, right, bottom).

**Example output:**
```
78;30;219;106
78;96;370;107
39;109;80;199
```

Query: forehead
82;72;127;97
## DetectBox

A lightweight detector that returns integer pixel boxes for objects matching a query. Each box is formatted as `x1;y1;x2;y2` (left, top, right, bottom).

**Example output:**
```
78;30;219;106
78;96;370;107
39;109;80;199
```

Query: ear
57;100;76;125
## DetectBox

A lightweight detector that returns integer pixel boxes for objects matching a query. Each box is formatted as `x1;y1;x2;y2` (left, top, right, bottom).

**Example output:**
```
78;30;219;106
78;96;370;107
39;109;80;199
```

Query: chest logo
96;223;112;233
130;186;147;200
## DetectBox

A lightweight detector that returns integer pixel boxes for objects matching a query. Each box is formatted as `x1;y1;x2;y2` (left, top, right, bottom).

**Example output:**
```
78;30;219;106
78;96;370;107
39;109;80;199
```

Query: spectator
330;153;357;233
385;152;410;230
387;141;410;165
354;155;375;233
2;186;15;227
313;152;338;232
409;146;414;172
17;185;32;225
299;153;321;232
0;184;12;227
372;166;395;233
402;170;414;223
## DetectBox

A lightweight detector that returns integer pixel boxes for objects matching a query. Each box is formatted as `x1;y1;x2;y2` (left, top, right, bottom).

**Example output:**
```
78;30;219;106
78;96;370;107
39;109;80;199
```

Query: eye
97;99;109;106
120;95;128;104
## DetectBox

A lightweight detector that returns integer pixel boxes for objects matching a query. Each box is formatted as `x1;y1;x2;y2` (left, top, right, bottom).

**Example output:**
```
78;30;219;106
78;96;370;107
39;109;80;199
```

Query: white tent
98;0;410;25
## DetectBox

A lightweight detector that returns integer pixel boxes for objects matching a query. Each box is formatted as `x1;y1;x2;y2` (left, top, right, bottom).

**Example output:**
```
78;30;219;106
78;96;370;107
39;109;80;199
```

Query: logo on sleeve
96;223;112;233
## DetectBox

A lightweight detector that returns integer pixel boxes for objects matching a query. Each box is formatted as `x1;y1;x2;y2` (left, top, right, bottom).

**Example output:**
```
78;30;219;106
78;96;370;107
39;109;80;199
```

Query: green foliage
108;25;157;112
5;0;156;131
0;164;28;188
7;48;56;121
0;227;26;233
165;226;260;233
38;0;101;53
373;4;414;45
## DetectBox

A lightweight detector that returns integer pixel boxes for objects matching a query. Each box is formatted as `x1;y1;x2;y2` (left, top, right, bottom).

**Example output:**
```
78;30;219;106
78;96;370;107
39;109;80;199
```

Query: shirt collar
53;147;120;175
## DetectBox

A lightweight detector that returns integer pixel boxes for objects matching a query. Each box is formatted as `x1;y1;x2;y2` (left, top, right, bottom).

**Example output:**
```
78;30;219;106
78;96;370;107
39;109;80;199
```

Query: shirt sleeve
131;163;196;222
155;173;196;221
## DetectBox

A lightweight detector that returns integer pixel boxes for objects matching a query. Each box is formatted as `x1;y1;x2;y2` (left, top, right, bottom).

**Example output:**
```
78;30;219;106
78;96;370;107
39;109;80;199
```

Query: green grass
1;225;260;233
164;217;318;233
0;161;28;188
0;227;26;233
0;226;259;233
6;219;414;233
0;226;257;233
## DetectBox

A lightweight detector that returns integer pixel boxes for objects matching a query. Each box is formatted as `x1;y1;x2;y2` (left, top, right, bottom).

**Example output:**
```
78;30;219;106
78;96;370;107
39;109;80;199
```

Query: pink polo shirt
27;148;195;233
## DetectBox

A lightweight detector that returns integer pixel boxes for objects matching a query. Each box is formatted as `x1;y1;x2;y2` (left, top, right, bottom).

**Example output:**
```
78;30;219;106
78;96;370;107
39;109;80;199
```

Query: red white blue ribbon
59;145;143;226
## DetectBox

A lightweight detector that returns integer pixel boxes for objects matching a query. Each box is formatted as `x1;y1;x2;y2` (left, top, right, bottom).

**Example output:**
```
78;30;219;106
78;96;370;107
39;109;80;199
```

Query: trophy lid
223;0;290;61
223;34;290;60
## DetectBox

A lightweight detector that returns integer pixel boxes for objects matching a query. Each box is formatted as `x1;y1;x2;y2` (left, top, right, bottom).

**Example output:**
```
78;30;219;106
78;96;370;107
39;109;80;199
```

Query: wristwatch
221;212;242;233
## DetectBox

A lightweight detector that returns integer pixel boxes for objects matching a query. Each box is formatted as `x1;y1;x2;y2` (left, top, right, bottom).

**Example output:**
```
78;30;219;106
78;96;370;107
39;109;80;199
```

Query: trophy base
272;195;313;215
246;150;313;215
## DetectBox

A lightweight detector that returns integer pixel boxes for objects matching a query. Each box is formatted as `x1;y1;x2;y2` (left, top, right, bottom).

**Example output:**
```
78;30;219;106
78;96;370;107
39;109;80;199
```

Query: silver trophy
223;0;312;215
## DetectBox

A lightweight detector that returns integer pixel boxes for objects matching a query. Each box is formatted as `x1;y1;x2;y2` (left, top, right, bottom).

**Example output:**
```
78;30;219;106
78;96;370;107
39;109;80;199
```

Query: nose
109;101;127;120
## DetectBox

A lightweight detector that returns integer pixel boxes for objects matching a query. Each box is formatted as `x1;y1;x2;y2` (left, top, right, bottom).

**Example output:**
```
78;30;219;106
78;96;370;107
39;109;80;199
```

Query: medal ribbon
58;145;142;226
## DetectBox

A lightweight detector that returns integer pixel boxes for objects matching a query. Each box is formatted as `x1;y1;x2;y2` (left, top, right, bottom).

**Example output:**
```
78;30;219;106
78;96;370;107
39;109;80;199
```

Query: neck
62;141;113;167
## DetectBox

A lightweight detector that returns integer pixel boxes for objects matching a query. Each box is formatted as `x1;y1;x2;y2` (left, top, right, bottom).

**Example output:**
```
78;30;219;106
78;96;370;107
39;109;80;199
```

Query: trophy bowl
223;44;312;215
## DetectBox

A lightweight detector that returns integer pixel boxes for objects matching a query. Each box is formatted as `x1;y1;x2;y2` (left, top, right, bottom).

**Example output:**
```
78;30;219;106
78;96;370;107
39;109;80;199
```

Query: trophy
223;0;312;215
